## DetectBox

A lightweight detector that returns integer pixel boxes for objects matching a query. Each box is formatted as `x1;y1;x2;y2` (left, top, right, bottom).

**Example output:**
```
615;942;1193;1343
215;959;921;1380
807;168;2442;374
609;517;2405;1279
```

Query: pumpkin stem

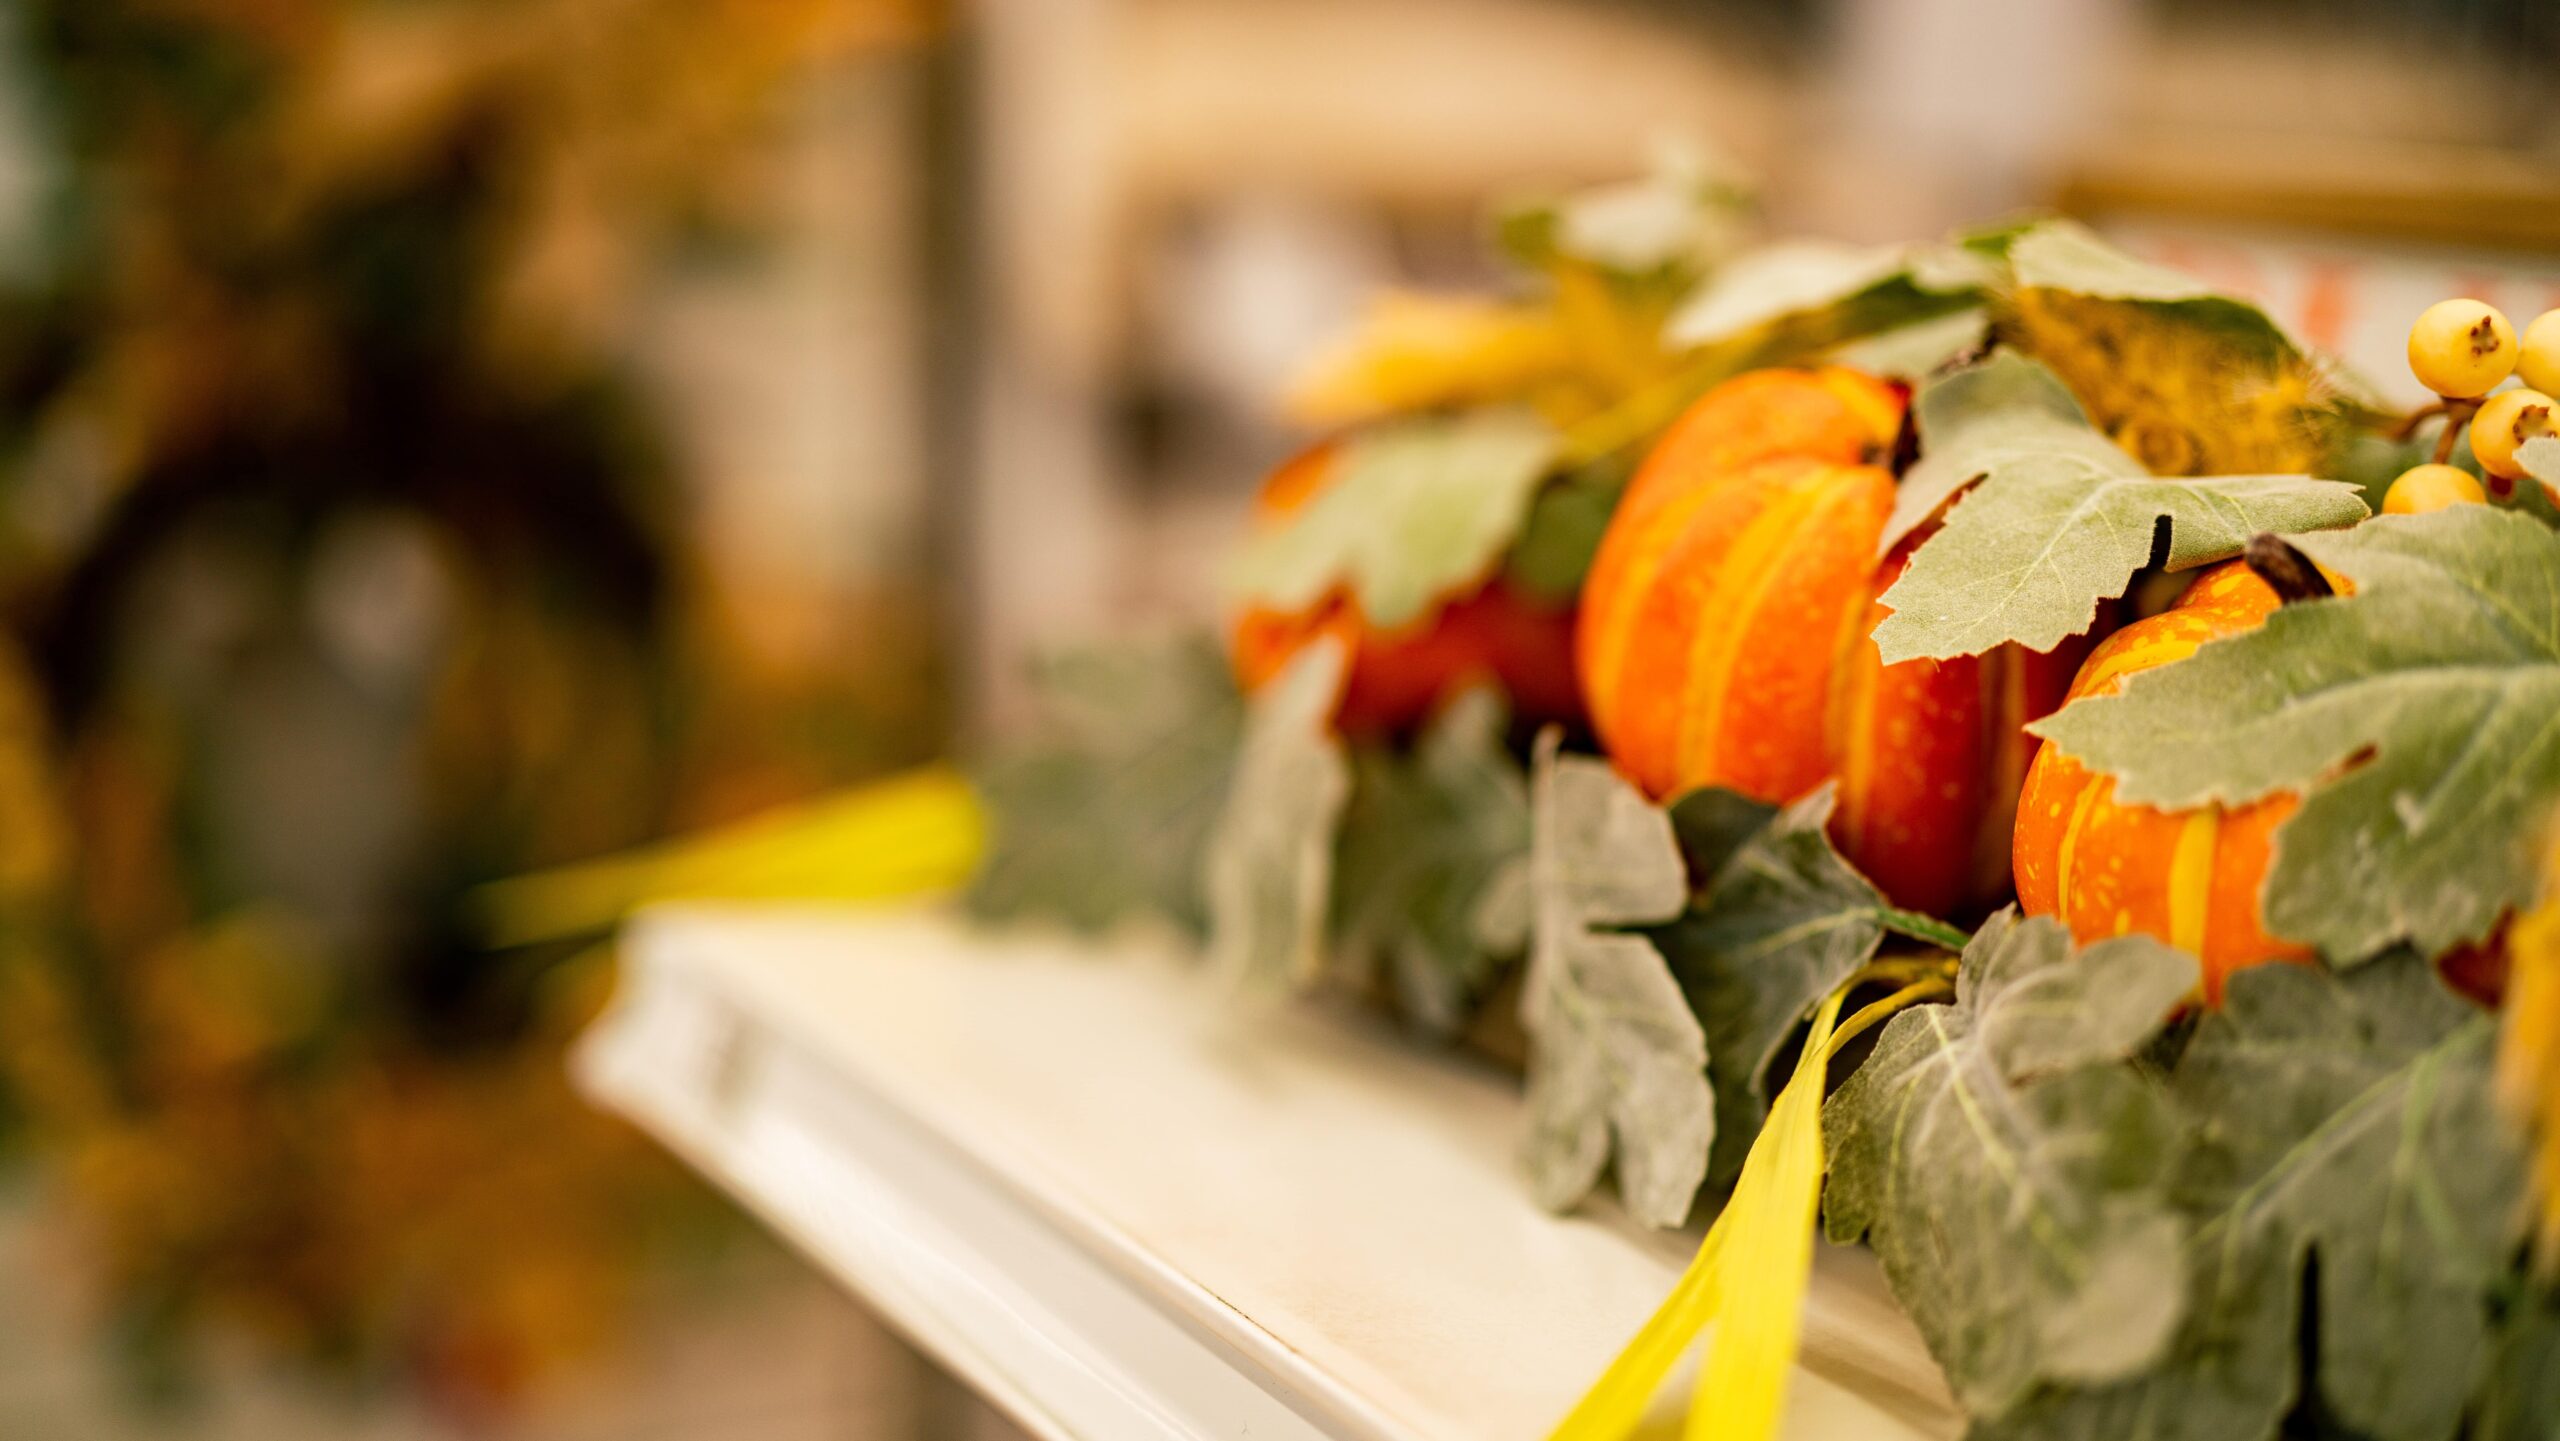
2243;533;2334;604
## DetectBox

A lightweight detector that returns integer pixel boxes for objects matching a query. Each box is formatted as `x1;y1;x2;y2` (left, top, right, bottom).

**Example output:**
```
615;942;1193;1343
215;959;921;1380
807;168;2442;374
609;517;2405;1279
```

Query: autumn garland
506;160;2560;1441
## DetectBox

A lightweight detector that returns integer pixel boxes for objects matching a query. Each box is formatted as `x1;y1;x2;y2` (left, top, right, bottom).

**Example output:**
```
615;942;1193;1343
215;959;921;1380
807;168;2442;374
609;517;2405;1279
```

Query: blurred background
0;0;2549;1437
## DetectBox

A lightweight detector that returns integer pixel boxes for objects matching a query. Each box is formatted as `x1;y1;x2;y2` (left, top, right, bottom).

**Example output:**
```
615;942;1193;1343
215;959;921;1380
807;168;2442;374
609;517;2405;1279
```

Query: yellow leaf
1285;293;1570;428
1549;989;1849;1441
470;765;984;946
2008;289;2342;477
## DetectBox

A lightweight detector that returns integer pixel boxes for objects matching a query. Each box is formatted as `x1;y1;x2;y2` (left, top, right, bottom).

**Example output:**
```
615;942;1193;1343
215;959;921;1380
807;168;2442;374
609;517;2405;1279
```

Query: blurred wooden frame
2061;136;2560;253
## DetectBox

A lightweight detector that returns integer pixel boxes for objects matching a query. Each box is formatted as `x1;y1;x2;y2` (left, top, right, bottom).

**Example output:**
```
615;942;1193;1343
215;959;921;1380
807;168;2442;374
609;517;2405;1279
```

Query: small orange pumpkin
1228;444;1582;735
2012;561;2314;1000
1577;367;2086;916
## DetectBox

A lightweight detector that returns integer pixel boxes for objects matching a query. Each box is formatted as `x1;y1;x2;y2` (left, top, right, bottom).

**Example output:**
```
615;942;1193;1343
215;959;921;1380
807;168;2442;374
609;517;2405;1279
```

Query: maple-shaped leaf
1518;732;1712;1229
1822;910;2195;1420
1978;956;2526;1441
1330;688;1532;1037
1649;786;1886;1193
1870;352;2369;663
2035;506;2560;962
1223;408;1559;630
1202;639;1351;988
967;637;1244;937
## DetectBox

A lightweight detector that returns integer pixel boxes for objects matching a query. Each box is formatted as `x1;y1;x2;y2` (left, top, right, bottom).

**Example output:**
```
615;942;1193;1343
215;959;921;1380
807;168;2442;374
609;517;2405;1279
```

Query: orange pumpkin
2012;561;2314;1001
1577;367;2086;916
1228;444;1582;735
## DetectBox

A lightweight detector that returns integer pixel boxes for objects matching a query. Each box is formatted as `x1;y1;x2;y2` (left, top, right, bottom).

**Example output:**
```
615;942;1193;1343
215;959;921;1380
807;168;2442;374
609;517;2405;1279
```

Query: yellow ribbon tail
469;764;986;947
1548;988;1850;1441
1686;990;1846;1441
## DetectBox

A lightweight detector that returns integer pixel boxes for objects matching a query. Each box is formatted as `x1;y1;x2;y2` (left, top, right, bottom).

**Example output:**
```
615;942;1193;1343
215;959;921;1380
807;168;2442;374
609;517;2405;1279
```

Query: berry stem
2432;398;2480;466
2390;401;2448;442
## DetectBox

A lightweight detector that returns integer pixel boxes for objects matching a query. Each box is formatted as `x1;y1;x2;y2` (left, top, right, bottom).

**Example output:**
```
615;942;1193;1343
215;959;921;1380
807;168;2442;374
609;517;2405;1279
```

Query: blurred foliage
0;0;934;1414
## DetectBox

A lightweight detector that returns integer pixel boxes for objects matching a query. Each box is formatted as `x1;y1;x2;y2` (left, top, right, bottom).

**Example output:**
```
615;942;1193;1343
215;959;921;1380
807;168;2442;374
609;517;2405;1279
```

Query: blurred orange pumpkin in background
1227;444;1584;735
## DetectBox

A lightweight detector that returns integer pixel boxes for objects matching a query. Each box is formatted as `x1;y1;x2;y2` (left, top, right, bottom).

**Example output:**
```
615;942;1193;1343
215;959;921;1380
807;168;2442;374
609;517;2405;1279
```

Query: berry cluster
2389;299;2560;514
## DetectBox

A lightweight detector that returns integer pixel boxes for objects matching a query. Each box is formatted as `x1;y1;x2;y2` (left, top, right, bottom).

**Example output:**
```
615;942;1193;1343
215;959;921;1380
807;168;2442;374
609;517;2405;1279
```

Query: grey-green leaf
1823;910;2197;1419
1330;688;1533;1036
1518;733;1709;1228
1652;786;1885;1192
966;637;1245;936
1981;955;2526;1441
1203;639;1351;989
1222;409;1559;629
2521;435;2560;494
2033;505;2560;961
1871;353;2369;663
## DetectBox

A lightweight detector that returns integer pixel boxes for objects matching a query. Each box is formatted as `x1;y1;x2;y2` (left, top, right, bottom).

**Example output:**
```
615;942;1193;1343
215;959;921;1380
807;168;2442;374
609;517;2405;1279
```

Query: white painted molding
575;907;1957;1441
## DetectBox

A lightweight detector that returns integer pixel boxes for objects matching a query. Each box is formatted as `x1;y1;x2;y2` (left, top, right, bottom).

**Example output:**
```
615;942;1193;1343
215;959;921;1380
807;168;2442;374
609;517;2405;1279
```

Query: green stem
1876;906;1970;952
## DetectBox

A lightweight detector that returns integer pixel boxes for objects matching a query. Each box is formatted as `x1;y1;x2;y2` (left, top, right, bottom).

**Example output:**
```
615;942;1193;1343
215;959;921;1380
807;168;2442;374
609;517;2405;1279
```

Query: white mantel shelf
574;906;1959;1441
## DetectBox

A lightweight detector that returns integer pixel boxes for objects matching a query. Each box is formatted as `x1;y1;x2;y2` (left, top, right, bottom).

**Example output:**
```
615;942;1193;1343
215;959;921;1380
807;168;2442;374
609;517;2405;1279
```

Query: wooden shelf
575;906;1958;1441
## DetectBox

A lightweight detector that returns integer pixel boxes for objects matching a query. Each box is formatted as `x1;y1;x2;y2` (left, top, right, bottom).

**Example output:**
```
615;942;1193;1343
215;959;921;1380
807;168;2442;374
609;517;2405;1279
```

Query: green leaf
966;637;1244;936
1823;910;2196;1419
1203;639;1352;988
2475;1289;2560;1441
1980;956;2527;1441
1330;688;1533;1036
1650;786;1886;1192
1504;456;1630;604
1222;408;1559;629
1870;352;2369;663
1662;239;1985;352
1518;732;1711;1228
1495;141;1753;285
2033;506;2560;962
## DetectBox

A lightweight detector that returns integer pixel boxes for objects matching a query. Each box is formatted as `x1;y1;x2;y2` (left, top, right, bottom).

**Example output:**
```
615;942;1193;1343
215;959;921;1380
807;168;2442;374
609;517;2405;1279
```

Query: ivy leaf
1663;238;1986;352
1518;732;1711;1228
1980;956;2526;1441
1203;639;1351;988
966;637;1244;936
1650;787;1886;1192
1823;910;2196;1420
1330;688;1533;1037
1870;352;2369;663
1223;408;1559;629
2034;506;2560;962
